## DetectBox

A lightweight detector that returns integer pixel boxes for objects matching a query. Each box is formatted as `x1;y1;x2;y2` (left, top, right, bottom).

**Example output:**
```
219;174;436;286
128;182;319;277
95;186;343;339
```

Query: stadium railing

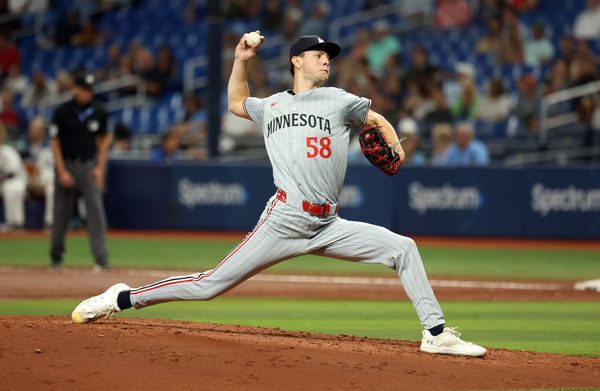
539;80;600;145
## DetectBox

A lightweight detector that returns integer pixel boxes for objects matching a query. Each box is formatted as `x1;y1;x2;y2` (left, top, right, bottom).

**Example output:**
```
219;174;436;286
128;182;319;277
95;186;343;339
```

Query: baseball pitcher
72;33;486;357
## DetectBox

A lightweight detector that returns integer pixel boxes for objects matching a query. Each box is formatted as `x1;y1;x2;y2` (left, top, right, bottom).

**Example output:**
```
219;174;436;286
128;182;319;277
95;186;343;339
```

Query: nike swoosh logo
271;102;278;107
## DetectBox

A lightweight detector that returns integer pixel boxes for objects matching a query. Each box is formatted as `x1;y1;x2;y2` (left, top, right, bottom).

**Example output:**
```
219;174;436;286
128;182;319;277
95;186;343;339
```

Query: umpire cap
73;72;96;91
289;35;341;61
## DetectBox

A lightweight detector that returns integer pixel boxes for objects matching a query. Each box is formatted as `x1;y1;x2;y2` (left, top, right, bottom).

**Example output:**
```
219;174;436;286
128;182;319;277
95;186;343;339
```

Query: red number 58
306;137;331;159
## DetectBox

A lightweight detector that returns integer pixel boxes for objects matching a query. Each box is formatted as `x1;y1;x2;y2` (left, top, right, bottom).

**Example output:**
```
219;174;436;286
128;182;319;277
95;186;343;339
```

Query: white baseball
246;32;261;46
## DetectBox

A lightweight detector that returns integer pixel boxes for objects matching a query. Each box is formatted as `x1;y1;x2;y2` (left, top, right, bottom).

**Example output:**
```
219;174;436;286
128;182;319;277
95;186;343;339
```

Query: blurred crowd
2;0;600;229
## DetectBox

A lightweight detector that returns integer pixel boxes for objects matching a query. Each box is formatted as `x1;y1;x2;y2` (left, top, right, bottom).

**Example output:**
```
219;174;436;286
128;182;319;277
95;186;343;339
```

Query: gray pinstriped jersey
244;87;371;205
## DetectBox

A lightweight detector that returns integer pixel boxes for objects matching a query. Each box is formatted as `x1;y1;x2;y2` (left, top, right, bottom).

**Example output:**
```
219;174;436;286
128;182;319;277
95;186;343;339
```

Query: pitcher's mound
1;316;599;390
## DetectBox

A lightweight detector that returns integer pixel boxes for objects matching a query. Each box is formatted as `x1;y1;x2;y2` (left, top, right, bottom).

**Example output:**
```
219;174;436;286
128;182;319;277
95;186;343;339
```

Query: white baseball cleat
420;327;487;357
72;283;131;324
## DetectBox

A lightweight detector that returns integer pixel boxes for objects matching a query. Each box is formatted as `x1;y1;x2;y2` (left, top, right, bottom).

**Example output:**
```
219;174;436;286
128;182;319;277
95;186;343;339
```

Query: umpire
49;72;111;270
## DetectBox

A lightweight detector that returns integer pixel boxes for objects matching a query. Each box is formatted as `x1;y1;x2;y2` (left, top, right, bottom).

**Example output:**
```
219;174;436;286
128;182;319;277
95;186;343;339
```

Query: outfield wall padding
99;161;600;239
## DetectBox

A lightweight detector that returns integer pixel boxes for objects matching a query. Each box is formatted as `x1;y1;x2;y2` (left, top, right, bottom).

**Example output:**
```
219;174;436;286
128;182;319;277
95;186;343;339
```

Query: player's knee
199;287;223;301
394;236;417;254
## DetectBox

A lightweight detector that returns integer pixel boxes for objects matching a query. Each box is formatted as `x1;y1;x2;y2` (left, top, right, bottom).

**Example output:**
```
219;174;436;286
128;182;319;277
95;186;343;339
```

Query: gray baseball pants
129;191;445;329
50;159;108;266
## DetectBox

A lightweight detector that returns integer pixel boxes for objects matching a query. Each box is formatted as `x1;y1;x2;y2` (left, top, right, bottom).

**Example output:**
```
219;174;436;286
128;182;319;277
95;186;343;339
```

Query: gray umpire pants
50;159;108;266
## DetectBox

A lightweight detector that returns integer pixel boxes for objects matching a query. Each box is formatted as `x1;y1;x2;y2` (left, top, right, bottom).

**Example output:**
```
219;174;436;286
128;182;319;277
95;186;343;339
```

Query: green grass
1;236;599;280
2;299;599;357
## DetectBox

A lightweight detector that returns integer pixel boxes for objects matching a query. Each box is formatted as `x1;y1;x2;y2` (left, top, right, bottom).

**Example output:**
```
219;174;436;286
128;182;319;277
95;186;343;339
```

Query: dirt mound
1;316;599;391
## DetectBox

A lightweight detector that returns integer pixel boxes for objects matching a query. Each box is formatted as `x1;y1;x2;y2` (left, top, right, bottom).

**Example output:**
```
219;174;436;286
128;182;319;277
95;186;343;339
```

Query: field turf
1;234;599;358
1;236;599;280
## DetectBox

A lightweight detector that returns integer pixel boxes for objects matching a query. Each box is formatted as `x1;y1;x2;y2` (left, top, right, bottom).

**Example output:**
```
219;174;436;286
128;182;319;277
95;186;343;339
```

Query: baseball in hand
246;32;261;46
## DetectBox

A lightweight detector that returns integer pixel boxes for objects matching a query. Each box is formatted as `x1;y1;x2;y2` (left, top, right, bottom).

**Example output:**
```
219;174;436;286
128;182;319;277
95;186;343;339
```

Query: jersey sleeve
97;107;108;135
340;90;372;127
243;97;265;125
48;107;63;139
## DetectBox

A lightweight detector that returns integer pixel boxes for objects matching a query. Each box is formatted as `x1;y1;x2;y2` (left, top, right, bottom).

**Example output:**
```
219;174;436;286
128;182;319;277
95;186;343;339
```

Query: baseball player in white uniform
0;126;26;231
73;33;486;357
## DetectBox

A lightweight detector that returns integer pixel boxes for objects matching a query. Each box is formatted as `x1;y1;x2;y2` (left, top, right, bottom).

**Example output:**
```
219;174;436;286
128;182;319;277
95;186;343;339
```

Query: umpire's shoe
420;327;487;357
72;283;130;324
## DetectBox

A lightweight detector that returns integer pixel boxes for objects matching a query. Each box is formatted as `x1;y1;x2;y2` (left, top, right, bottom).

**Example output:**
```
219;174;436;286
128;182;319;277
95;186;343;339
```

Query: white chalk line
0;266;565;291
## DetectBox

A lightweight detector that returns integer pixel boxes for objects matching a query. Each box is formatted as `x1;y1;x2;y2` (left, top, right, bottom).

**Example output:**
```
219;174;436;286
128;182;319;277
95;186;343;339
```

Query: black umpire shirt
49;99;108;161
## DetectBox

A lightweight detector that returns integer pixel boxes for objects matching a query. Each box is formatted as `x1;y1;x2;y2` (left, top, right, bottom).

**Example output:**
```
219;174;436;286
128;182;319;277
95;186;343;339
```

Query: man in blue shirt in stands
443;122;490;166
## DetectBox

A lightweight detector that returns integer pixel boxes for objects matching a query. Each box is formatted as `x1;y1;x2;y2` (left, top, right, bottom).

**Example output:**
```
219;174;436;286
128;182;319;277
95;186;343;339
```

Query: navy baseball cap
289;35;341;61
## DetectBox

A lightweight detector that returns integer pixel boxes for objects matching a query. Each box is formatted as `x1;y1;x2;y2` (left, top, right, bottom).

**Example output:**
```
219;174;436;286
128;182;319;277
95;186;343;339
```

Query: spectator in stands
220;109;261;155
592;95;600;132
55;70;74;94
0;122;26;231
443;62;474;110
476;78;512;123
510;0;541;11
434;0;472;29
136;49;167;98
71;18;102;46
156;44;177;90
498;12;524;65
423;84;453;136
524;22;555;67
97;44;123;81
246;55;274;98
511;74;540;136
109;122;134;159
151;129;181;161
54;11;81;46
576;95;599;149
262;0;283;32
119;51;134;76
299;2;329;38
430;123;453;166
0;33;20;77
542;58;570;95
177;94;207;154
0;88;20;140
476;15;502;55
570;53;599;87
335;55;370;98
452;76;479;120
363;0;390;10
501;5;529;40
444;122;490;166
365;20;402;78
23;117;54;228
127;39;142;72
3;64;28;96
576;39;600;67
350;28;370;63
397;118;426;166
280;6;302;58
222;0;261;19
403;80;431;121
557;34;577;66
574;0;600;40
402;46;439;94
21;71;57;107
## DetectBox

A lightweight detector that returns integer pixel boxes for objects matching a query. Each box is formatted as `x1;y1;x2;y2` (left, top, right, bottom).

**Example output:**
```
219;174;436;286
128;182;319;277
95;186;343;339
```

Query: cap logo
318;37;324;43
